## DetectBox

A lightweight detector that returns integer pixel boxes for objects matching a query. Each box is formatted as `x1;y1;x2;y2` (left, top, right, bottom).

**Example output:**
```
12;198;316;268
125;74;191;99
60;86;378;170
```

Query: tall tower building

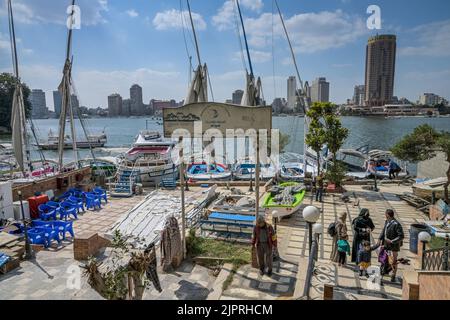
29;89;48;119
287;76;297;110
364;34;396;107
53;90;62;117
108;93;122;117
353;85;365;106
232;90;244;105
130;84;144;116
310;77;330;103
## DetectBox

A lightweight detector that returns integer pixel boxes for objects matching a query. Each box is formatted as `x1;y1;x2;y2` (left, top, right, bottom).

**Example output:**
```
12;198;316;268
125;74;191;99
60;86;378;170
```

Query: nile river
1;116;449;172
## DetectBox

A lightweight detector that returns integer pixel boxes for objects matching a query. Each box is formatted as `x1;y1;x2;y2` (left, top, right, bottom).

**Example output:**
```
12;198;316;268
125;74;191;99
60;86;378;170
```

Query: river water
1;116;449;172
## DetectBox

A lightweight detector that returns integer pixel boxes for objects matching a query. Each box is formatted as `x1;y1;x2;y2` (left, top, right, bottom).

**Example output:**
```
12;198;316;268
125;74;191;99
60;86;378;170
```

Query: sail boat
274;0;318;181
7;0;57;183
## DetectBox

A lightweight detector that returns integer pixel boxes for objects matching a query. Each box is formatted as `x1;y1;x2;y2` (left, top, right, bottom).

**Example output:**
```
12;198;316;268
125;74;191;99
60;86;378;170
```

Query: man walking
378;209;404;282
315;172;325;202
252;215;277;277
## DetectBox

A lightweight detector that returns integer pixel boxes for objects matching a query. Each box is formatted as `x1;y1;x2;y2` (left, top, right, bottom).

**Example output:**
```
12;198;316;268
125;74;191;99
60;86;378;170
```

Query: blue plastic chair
38;204;57;221
84;192;101;211
46;201;61;215
34;226;61;246
52;220;74;240
67;196;85;213
93;187;108;204
59;202;78;220
27;229;48;248
32;220;52;228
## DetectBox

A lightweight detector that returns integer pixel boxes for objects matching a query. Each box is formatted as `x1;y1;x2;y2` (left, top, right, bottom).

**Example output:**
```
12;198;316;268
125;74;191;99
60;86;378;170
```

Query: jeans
338;251;347;265
315;188;324;202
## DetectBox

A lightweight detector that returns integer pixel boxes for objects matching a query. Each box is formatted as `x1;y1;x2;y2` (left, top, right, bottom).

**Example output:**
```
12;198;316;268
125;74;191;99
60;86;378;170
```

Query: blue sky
1;0;449;110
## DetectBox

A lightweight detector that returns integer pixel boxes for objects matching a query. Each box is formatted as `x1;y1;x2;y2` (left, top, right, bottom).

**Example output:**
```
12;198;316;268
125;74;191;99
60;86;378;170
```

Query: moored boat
263;182;306;219
186;162;231;181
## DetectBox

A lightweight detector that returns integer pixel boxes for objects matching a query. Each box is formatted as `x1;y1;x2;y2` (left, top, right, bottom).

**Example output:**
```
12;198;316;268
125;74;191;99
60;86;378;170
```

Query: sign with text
163;102;272;137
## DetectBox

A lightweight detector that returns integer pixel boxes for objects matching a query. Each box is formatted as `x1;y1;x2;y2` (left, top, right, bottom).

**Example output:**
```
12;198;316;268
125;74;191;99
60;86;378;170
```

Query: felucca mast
8;0;32;175
58;0;78;171
274;0;311;176
236;0;254;77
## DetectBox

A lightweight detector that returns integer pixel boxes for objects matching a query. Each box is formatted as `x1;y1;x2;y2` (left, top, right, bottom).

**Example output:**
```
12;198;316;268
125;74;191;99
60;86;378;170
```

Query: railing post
443;237;449;271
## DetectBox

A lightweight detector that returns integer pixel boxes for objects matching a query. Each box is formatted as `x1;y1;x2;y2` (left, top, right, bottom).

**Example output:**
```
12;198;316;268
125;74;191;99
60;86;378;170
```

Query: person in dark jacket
357;240;380;277
252;215;277;277
351;208;375;263
378;209;404;282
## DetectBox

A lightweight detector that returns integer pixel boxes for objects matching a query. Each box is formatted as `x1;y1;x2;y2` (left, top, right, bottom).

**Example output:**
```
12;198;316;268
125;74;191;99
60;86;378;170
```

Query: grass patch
186;228;252;290
429;236;449;250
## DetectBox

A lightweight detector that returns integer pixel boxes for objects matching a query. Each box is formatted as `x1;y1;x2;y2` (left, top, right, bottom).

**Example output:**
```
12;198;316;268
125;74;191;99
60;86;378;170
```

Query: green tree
0;72;32;133
391;124;450;202
306;102;349;182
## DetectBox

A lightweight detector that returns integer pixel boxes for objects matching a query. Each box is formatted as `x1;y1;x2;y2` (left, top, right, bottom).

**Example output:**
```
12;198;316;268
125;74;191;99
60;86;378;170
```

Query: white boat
232;157;277;180
186;162;231;181
327;148;409;180
37;129;107;150
117;130;179;186
279;152;318;181
412;177;447;199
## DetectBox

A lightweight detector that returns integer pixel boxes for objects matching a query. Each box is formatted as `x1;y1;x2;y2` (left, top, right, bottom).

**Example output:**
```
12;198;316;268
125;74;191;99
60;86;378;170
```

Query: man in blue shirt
388;159;400;179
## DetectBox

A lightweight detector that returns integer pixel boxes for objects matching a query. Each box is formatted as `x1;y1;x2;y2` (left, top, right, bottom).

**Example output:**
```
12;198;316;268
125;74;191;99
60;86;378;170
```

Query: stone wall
417;152;449;179
418;271;450;300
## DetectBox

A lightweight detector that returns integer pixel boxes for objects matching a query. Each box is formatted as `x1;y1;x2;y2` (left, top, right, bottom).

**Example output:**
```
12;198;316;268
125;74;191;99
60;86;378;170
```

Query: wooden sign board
163;102;272;138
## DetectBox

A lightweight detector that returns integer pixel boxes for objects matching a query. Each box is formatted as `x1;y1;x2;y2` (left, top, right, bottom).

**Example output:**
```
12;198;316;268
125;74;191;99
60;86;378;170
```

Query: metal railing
301;238;319;300
422;240;449;271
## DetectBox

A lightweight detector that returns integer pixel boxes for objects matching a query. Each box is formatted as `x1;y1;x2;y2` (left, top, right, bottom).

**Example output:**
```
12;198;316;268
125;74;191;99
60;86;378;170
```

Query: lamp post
302;206;320;254
312;223;323;260
18;191;33;260
419;231;431;269
272;210;279;233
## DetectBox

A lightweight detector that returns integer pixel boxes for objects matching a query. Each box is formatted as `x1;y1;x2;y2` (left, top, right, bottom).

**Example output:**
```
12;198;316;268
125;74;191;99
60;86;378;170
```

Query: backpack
327;222;337;237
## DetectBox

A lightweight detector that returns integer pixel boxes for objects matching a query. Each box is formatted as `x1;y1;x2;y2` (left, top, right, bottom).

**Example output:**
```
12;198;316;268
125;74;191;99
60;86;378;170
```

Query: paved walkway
0;194;215;300
220;184;427;300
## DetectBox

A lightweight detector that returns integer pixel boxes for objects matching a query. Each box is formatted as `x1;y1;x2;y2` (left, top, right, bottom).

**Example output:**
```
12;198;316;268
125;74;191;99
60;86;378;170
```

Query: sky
0;0;449;110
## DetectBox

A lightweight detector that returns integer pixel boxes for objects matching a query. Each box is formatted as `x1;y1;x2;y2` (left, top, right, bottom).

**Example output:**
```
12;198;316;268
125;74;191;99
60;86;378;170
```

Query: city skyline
1;0;449;110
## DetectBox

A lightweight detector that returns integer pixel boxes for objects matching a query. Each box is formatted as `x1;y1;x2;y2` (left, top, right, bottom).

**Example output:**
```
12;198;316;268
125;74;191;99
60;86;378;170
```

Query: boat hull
121;164;179;187
38;141;106;150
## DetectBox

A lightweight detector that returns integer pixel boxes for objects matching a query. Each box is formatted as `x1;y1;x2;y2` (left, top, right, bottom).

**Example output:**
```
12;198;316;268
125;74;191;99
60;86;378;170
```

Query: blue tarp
209;212;255;223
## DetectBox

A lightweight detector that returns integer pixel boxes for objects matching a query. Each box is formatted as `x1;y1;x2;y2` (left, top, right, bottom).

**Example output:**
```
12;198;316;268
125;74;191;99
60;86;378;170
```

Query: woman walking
330;212;348;263
351;208;375;263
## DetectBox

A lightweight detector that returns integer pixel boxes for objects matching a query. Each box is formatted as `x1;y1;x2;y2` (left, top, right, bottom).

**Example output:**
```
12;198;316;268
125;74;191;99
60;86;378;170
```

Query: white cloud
126;9;138;18
0;0;108;26
399;20;450;57
233;50;271;63
212;0;263;31
153;9;206;31
243;10;368;53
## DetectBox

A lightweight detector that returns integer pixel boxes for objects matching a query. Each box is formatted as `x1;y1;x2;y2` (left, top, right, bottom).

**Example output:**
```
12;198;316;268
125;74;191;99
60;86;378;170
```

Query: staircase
108;165;138;198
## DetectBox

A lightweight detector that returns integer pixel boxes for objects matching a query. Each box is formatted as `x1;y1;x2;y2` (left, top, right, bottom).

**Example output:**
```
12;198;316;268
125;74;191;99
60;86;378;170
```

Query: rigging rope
233;0;247;73
271;0;277;99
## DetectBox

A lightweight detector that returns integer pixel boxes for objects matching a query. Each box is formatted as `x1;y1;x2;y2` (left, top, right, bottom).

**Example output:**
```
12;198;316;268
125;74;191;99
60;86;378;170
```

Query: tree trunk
316;151;321;176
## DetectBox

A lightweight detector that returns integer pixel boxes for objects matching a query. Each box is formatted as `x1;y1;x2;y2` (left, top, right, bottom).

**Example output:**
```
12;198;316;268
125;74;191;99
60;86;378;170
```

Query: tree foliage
391;124;450;202
306;102;349;180
0;72;32;132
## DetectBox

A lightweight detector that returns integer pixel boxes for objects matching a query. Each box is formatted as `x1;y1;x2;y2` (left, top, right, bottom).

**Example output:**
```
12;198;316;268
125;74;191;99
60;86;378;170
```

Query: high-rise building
53;90;62;117
130;84;144;116
419;93;440;106
310;77;330;103
353;85;365;106
108;93;122;117
29;89;48;119
287;76;297;109
71;94;80;117
364;34;396;107
232;90;244;105
122;99;131;117
271;98;287;114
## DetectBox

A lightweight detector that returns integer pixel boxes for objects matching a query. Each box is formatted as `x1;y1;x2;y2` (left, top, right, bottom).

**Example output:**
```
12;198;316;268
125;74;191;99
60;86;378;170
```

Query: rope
271;0;277;99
